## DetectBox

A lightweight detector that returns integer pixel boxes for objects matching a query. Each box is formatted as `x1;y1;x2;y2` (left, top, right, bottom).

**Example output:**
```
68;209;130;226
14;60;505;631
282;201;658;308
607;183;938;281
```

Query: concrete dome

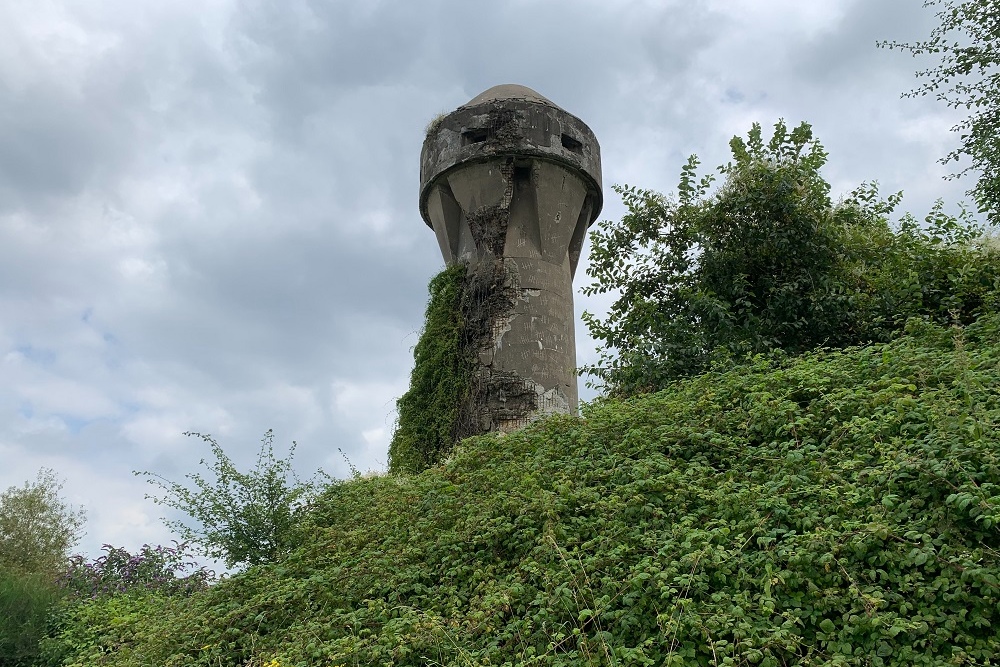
463;84;559;109
420;85;602;232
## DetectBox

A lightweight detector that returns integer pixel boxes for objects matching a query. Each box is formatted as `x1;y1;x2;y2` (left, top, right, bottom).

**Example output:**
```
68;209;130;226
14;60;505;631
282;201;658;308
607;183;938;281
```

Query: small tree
583;121;857;394
0;470;83;667
137;431;327;569
880;0;1000;223
583;120;1000;396
0;468;85;576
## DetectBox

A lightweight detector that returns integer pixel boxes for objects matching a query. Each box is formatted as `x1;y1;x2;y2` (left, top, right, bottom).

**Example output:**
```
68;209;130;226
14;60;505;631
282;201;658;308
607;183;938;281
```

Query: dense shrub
60;543;212;598
0;569;62;667
37;592;178;667
36;544;211;667
42;316;1000;666
582;121;1000;396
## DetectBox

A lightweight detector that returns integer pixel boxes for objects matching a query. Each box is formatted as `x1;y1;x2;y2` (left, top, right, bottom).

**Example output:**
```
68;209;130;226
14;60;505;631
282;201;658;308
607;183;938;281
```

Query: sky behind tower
1;0;978;562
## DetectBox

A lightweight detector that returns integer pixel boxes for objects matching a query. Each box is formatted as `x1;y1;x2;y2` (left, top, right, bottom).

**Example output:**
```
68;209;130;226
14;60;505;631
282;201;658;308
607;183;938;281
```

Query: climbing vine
389;258;524;474
389;264;471;474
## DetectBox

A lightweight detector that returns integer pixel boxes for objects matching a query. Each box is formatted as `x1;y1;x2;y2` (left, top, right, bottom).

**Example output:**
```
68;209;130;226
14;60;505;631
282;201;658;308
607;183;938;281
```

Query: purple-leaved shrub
60;542;212;598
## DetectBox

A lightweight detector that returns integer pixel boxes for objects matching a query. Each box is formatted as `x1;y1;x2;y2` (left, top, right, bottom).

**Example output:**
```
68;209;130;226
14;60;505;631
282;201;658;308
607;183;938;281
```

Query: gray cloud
0;0;980;561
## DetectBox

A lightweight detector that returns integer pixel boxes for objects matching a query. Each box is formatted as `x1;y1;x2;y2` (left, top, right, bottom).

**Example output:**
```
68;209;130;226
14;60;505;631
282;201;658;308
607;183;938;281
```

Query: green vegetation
37;544;211;667
881;0;1000;224
391;254;535;474
137;431;327;569
390;262;471;474
0;571;62;667
0;471;83;667
582;121;1000;396
59;543;212;598
0;469;85;577
34;316;1000;665
9;119;1000;665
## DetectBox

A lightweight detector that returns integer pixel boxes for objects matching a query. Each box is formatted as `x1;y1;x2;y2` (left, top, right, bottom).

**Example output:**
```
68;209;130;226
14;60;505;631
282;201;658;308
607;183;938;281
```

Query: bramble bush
40;315;1000;665
36;544;211;667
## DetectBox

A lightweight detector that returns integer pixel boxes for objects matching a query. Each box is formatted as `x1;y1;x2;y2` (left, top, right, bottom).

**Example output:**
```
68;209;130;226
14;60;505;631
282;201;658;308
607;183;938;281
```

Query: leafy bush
37;590;179;667
35;544;211;667
858;199;1000;329
582;121;1000;396
137;430;326;569
60;542;212;598
43;316;1000;666
0;569;62;667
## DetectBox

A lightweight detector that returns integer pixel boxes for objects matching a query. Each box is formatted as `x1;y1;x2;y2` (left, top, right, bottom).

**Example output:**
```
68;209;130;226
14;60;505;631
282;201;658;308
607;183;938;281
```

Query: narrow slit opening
561;134;583;153
462;128;490;145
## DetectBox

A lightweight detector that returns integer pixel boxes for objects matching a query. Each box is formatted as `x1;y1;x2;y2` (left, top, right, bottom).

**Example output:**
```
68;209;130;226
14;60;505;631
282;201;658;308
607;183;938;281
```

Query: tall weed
0;569;62;667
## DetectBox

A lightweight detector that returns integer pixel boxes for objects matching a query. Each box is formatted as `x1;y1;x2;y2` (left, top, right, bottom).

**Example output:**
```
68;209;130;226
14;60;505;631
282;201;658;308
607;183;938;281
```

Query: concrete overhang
419;84;603;229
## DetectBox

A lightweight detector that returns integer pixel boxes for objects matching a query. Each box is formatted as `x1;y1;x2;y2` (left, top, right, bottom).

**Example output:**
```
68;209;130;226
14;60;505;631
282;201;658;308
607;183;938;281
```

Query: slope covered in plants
42;316;1000;666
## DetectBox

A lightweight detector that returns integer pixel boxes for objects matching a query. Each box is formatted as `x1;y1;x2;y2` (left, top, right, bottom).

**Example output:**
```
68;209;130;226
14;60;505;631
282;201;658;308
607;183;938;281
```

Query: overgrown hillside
42;316;1000;666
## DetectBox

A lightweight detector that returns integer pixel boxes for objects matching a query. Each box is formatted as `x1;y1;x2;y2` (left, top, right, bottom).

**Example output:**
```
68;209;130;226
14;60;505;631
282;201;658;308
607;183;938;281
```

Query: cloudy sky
1;0;978;563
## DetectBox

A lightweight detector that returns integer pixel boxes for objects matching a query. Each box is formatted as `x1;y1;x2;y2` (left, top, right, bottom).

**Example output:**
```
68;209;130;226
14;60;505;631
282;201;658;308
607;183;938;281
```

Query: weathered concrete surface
420;84;603;431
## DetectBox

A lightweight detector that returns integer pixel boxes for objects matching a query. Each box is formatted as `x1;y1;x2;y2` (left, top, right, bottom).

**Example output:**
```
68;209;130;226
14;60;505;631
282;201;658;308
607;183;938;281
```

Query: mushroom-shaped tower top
419;84;602;232
463;84;558;109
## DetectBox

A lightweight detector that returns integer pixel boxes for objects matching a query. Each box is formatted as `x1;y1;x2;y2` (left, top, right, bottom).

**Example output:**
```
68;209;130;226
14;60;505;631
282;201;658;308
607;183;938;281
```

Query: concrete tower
419;84;603;431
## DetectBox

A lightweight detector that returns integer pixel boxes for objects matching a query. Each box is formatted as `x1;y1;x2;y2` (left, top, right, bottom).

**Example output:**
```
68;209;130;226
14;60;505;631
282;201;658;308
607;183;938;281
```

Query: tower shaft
420;85;602;431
